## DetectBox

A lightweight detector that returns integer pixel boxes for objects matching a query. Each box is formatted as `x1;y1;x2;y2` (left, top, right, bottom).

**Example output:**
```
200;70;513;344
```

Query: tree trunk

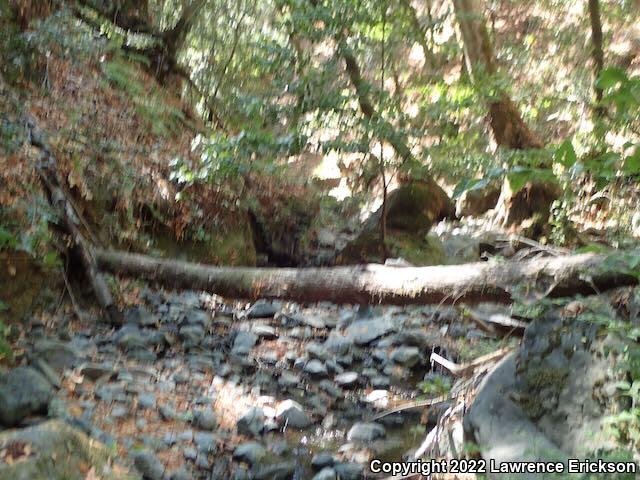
25;118;122;325
452;0;543;149
95;248;639;306
588;0;605;117
339;41;456;219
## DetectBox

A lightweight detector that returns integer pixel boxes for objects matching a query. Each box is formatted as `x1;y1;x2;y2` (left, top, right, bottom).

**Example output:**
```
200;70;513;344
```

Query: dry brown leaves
0;440;34;466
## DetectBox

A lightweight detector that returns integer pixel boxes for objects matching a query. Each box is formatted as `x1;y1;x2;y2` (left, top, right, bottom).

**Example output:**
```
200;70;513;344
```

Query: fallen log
95;248;639;305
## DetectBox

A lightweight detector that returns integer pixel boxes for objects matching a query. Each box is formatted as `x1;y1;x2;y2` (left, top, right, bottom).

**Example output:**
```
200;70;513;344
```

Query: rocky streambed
0;287;497;479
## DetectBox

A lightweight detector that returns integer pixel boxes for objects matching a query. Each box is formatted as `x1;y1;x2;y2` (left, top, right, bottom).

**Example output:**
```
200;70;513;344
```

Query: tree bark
25;118;122;325
588;0;605;116
452;0;543;149
95;248;639;305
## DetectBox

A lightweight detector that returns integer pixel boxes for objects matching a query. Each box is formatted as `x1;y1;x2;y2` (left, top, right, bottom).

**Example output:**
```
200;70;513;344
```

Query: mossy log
95;249;639;305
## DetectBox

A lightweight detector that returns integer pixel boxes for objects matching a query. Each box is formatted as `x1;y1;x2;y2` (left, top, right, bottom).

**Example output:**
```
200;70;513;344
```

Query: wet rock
304;359;328;378
233;441;266;465
247;300;278;319
237;407;265;437
390;346;420;367
194;409;217;430
133;450;165;480
0;366;53;426
276;399;312;429
344;317;395;346
347;422;386;442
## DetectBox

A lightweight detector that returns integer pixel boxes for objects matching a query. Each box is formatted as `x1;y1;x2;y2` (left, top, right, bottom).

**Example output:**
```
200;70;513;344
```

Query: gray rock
278;371;301;389
32;339;80;372
33;357;60;388
252;324;277;340
306;342;329;360
311;452;335;469
370;375;390;388
253;461;295;480
334;372;358;388
304;359;328;377
115;326;147;351
289;326;313;339
246;300;278;319
194;409;217;430
334;462;364;480
463;353;566;478
185;309;210;326
194;431;218;453
276;399;312;429
390;346;420;367
79;362;116;381
133;450;165;480
318;380;342;398
0;366;53;426
183;447;197;460
347;422;386;442
232;332;258;354
237;407;265;437
124;306;158;326
344;317;395;346
179;325;204;345
324;333;352;355
138;392;157;410
393;329;433;348
111;405;128;419
312;467;337;480
0;420;120;479
233;441;266;465
169;467;193;480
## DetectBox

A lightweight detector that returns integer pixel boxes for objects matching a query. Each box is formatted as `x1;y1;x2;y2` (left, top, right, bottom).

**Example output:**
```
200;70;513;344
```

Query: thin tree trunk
307;0;455;219
452;0;543;149
339;41;455;218
588;0;605;116
25;118;122;325
95;248;639;306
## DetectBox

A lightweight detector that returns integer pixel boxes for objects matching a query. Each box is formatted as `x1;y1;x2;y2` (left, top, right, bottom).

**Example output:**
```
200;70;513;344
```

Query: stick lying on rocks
95;248;639;306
